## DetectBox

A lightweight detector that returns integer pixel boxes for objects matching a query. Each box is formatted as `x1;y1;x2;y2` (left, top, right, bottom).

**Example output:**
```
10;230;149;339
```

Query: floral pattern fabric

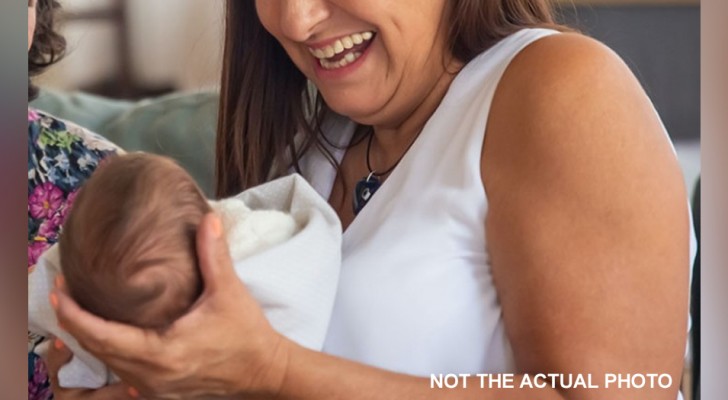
28;108;120;400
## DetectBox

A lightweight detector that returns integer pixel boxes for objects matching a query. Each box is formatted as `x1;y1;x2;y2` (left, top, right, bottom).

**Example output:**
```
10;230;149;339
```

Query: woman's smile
307;30;375;71
255;0;453;125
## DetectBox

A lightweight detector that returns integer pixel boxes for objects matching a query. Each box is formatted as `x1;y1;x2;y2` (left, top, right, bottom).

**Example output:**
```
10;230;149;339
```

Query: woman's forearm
271;342;565;400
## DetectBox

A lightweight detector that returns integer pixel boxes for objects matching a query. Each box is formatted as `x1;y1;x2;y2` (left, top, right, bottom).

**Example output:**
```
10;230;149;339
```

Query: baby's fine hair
59;153;211;329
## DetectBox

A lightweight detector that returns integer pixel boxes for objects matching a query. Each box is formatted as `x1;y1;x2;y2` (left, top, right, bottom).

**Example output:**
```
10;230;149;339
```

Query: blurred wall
36;0;224;93
126;0;224;90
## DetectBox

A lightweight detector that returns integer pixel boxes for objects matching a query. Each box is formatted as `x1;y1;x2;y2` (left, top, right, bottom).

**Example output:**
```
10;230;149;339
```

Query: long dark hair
216;0;565;197
28;0;66;101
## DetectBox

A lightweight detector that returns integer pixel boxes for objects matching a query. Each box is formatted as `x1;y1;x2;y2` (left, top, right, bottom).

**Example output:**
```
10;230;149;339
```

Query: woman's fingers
47;215;236;368
46;212;265;398
45;337;72;384
169;212;241;334
52;281;161;359
194;212;238;296
52;383;137;400
52;285;172;393
46;340;136;400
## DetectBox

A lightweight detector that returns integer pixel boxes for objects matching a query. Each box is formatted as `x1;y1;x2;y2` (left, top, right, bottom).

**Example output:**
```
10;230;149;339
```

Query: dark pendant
353;173;381;215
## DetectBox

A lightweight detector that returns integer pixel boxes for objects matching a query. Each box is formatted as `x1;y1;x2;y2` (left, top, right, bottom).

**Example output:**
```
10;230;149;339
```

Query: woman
49;0;694;399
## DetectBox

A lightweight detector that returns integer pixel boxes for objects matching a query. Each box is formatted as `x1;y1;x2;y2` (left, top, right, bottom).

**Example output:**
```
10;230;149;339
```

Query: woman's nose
279;0;330;42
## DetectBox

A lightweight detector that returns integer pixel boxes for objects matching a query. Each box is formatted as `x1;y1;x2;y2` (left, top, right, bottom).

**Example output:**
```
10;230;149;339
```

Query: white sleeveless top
298;28;559;375
298;27;695;388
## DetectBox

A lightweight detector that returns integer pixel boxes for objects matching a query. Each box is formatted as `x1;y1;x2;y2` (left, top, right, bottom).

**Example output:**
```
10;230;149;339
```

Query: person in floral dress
27;109;121;400
28;1;121;398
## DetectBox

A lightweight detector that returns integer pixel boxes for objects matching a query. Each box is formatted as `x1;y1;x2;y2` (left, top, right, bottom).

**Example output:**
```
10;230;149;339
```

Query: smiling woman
254;0;456;124
49;0;695;399
216;0;562;196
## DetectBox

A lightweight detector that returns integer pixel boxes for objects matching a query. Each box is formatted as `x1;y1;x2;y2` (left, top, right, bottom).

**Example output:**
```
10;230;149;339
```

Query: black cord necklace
352;129;418;215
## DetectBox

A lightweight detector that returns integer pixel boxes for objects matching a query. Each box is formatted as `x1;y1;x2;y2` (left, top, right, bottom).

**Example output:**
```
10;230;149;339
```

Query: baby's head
59;153;211;330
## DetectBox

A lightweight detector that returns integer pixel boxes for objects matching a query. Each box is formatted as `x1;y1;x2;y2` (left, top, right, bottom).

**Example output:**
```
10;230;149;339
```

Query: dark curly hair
28;0;65;101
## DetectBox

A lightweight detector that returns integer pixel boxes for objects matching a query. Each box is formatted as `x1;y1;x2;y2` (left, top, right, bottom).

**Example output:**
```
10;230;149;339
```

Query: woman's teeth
309;31;374;70
319;52;363;70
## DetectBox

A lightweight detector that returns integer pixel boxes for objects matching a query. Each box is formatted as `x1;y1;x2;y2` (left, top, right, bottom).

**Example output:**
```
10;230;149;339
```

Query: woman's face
28;0;36;51
255;0;453;127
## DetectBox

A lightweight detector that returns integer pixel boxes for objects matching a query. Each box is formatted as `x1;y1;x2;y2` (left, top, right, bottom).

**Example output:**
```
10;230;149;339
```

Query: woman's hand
51;213;291;400
44;338;134;400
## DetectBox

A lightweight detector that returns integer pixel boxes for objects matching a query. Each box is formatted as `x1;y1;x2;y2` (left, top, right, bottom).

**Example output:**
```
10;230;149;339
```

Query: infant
59;153;296;330
29;153;342;388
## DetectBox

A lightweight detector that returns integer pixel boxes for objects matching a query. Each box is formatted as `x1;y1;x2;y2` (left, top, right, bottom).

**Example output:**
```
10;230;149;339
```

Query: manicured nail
128;386;140;398
49;292;59;309
211;215;223;238
54;338;64;350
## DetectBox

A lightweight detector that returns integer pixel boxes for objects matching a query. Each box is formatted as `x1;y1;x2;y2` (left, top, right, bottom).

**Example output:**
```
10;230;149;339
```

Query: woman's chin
323;99;382;125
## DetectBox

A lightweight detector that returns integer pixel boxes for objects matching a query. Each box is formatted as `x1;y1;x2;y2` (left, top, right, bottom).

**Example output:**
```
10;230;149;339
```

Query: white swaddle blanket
28;174;342;388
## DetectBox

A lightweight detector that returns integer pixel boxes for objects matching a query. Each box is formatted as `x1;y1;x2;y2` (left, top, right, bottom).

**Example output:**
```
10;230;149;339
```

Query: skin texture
48;2;690;399
28;0;36;51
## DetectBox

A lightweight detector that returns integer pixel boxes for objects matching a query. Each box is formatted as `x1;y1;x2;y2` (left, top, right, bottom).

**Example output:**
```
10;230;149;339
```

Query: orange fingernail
211;214;223;238
54;338;64;350
128;386;140;398
49;292;59;309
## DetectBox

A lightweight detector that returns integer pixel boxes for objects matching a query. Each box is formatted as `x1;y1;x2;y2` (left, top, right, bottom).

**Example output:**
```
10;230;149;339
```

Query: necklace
352;128;418;215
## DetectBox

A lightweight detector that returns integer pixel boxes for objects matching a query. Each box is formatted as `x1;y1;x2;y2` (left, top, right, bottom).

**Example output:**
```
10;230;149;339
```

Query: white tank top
298;28;559;376
298;28;694;399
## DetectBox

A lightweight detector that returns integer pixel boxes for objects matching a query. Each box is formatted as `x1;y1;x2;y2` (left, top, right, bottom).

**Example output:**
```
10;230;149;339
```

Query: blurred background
35;0;224;96
29;0;701;399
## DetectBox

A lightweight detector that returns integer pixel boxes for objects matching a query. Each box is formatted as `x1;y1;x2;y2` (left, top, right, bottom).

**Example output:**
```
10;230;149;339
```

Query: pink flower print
28;109;40;122
38;213;63;240
28;355;52;400
28;182;64;219
28;240;51;268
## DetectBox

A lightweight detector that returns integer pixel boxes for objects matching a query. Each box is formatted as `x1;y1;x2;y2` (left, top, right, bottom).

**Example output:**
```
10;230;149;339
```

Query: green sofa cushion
31;89;219;196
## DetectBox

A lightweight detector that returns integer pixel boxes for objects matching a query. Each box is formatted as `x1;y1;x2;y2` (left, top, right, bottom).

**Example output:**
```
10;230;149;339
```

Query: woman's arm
481;33;690;399
52;215;564;400
52;213;291;398
52;34;690;400
272;33;690;400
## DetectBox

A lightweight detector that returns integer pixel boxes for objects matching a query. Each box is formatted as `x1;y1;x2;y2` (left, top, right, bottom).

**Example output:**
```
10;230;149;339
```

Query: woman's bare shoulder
503;32;633;96
482;31;678;186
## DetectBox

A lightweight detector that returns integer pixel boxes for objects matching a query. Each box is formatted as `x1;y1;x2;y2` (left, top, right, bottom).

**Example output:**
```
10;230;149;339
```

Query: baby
60;153;298;330
29;153;342;388
60;153;214;329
